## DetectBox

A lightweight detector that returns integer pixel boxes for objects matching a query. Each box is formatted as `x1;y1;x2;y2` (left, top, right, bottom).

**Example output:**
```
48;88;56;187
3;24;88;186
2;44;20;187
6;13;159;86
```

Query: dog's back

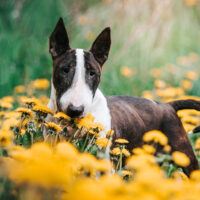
107;96;199;175
107;96;162;148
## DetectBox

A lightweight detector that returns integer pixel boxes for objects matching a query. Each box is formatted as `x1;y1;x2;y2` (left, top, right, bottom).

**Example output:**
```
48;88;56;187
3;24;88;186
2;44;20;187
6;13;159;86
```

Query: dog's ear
90;27;111;66
49;18;70;58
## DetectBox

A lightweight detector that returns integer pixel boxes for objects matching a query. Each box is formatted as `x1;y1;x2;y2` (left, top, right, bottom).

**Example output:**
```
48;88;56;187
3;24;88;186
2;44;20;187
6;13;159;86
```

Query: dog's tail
168;99;200;112
188;126;200;134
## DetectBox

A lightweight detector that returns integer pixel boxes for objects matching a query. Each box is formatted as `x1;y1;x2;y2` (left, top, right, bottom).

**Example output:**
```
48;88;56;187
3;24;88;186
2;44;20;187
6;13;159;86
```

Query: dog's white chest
89;89;111;137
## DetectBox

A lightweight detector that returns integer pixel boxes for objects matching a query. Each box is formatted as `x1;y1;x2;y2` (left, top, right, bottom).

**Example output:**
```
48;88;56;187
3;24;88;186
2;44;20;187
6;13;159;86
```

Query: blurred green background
0;0;200;98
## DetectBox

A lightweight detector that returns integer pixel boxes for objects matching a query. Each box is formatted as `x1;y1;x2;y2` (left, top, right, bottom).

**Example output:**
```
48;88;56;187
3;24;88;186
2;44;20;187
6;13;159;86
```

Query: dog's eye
63;67;70;74
89;71;96;78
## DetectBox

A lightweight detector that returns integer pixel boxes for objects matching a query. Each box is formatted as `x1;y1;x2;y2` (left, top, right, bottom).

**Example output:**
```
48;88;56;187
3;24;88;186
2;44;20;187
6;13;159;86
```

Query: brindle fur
107;96;199;175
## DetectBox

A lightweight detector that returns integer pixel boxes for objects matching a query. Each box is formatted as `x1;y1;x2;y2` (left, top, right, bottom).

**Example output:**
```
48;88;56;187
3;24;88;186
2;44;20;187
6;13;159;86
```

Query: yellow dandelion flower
78;15;88;25
121;170;132;177
132;147;146;155
95;138;111;149
56;142;78;159
184;0;196;6
156;87;184;99
95;123;105;132
45;122;62;133
78;153;97;174
177;56;190;66
1;96;14;104
185;70;198;80
20;129;26;136
172;151;190;167
126;153;156;170
182;115;199;125
4;111;20;119
163;145;171;152
2;118;20;130
95;133;100;138
150;68;162;78
195;138;200;149
16;107;33;118
74;113;94;128
115;138;129;144
142;90;154;100
110;147;130;157
183;123;195;132
33;105;54;115
190;170;200;181
120;66;132;78
0;101;13;109
110;147;120;156
142;144;156;154
22;97;39;107
143;130;168;146
0;129;14;147
154;80;166;89
88;130;98;136
106;129;114;137
32;79;50;90
122;148;131;157
14;85;25;93
172;171;188;181
96;160;111;172
177;110;188;118
54;112;71;121
180;80;193;90
75;113;104;131
22;119;30;128
183;108;200;116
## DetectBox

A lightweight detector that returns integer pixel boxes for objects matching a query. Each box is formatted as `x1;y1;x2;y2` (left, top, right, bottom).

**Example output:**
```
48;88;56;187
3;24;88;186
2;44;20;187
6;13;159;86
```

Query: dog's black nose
66;103;84;118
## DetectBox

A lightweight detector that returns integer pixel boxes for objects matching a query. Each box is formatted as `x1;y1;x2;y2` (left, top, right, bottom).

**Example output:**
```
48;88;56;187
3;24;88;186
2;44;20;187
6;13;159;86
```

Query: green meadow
0;0;199;98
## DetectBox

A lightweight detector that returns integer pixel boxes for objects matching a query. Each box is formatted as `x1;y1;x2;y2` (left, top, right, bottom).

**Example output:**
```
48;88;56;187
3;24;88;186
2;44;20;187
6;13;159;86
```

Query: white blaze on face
60;49;93;115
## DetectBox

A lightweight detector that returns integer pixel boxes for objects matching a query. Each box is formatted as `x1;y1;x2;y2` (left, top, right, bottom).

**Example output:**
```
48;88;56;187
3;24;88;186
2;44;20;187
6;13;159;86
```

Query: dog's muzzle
66;103;84;118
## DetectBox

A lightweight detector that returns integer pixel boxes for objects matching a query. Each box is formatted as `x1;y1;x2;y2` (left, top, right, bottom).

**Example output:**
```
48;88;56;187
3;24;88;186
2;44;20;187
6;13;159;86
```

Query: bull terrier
48;18;200;175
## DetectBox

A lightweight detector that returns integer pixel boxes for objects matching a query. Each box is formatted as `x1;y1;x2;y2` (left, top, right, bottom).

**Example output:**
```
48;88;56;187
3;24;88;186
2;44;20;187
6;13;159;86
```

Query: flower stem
119;149;123;171
84;134;96;152
55;132;59;145
116;156;120;171
68;128;81;143
81;132;89;152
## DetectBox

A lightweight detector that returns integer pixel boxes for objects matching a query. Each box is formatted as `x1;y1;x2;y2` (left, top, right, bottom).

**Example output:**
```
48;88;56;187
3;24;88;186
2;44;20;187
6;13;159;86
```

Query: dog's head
49;18;111;118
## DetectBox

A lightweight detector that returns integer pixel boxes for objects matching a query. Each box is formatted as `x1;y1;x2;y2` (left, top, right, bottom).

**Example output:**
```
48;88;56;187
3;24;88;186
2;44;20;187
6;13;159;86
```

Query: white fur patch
89;89;111;135
60;49;93;116
47;80;57;113
88;89;112;159
149;99;157;104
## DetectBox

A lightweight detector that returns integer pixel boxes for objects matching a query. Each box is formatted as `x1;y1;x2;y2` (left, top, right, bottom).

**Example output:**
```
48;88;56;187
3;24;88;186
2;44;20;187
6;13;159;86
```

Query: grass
0;0;200;98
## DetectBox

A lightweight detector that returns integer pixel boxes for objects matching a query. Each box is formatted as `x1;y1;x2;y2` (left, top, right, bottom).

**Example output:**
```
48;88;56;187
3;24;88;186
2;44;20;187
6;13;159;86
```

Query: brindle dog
48;18;200;176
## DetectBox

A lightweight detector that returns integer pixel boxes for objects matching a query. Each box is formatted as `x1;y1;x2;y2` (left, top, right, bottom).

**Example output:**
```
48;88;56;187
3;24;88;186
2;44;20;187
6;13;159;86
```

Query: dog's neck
47;82;111;136
88;89;111;136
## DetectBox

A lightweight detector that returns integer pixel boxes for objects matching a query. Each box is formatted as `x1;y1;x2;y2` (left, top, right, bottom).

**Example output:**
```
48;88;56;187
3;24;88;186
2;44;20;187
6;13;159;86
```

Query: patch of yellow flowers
0;72;200;200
